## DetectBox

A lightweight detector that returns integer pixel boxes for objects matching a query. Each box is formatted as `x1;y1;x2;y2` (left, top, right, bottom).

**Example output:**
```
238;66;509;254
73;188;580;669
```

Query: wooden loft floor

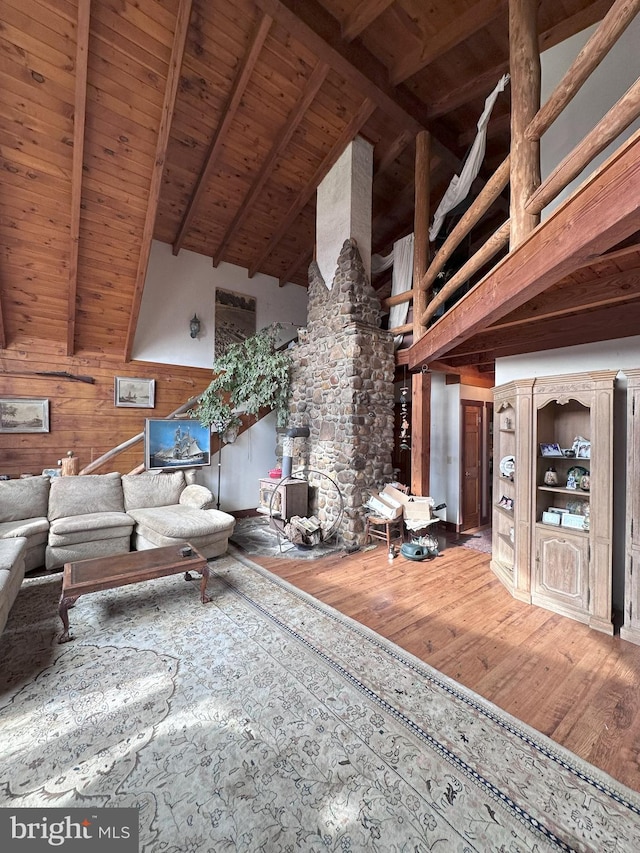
405;128;640;372
250;540;640;794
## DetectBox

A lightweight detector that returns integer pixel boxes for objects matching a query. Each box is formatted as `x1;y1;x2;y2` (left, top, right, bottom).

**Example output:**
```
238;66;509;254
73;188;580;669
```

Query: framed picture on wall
214;288;256;359
0;397;49;433
145;418;211;471
115;377;155;408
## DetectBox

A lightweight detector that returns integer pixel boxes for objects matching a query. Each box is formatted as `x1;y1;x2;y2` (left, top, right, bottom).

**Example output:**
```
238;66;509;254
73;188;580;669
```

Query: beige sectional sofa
0;470;235;574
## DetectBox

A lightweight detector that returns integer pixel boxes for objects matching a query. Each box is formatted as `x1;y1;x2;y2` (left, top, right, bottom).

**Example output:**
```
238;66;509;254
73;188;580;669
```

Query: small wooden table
58;543;210;643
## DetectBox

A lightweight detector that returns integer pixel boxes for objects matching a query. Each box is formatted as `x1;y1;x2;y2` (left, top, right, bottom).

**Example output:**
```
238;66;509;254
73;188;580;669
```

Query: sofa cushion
0;517;49;543
127;505;235;540
122;471;186;511
46;536;132;571
179;484;215;510
48;511;133;546
0;538;27;634
0;476;50;522
48;473;124;521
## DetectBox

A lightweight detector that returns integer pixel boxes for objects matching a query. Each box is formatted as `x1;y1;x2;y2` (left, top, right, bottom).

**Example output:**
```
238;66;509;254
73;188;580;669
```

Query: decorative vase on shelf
543;466;558;486
579;474;591;491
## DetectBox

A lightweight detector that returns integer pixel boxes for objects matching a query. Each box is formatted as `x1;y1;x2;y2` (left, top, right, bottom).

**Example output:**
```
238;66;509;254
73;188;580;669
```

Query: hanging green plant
193;324;292;432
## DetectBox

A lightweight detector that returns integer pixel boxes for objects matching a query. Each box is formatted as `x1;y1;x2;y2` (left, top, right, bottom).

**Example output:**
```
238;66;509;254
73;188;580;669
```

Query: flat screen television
145;418;211;471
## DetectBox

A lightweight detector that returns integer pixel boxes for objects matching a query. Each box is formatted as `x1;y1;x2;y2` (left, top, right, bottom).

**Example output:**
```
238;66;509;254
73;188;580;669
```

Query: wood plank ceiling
0;0;636;369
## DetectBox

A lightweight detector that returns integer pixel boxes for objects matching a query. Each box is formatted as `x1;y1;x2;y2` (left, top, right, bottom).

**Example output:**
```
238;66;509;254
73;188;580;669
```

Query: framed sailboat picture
115;376;155;408
145;418;211;471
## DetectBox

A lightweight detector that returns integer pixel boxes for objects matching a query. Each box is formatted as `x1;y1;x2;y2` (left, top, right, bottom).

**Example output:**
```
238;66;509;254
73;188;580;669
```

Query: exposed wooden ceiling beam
171;12;272;257
390;0;506;85
342;0;396;42
253;0;460;170
66;0;91;358
212;60;329;268
248;98;376;277
123;0;193;362
279;250;312;287
407;128;640;367
428;0;613;119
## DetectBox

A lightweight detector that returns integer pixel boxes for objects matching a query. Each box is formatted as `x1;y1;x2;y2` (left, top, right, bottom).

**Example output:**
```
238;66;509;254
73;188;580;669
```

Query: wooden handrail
526;0;640;141
419;156;510;293
526;82;640;215
420;220;511;326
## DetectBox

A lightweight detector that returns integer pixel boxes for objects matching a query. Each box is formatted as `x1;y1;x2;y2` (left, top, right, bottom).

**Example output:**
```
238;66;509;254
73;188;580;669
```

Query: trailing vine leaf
193;324;292;432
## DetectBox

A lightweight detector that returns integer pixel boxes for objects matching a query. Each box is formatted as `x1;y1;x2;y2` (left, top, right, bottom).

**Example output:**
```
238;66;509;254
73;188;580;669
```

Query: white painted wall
133;241;307;368
129;240;308;511
540;15;640;218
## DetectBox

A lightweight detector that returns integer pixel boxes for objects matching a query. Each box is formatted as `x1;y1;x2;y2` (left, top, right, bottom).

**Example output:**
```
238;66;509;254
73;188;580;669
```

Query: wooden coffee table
58;543;210;643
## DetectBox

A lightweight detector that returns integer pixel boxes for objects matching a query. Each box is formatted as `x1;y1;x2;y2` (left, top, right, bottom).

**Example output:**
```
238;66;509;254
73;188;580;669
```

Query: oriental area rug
1;549;640;852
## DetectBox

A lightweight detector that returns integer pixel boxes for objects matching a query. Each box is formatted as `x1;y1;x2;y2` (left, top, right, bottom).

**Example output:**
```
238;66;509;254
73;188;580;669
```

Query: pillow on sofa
0;476;51;522
48;473;124;521
121;471;186;511
179;484;215;510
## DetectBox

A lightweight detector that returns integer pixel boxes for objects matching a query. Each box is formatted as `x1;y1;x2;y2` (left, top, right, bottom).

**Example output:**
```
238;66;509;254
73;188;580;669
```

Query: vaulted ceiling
1;0;637;369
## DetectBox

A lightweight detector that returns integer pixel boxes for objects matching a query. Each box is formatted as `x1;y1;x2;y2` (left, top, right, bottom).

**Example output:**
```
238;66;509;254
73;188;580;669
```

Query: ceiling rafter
279;250;313;288
123;0;194;362
172;11;273;257
390;0;506;86
67;0;91;358
248;97;376;277
211;59;329;268
342;0;396;42
253;0;460;169
428;0;613;120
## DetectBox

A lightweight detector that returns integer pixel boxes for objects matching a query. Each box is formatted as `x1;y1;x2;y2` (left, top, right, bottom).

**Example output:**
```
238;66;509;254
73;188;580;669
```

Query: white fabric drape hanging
429;74;510;242
372;233;414;348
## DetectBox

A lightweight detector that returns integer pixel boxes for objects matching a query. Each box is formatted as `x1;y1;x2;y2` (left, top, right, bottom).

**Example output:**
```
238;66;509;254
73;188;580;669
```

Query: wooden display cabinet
490;379;534;602
531;372;616;634
620;369;640;645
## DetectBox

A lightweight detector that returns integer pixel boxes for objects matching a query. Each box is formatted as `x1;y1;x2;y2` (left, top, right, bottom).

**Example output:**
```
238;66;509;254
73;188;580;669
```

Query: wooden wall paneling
0;340;213;478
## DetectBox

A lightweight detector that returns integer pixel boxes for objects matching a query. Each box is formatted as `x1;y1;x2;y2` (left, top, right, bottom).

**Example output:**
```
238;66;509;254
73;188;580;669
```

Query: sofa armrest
179;484;215;510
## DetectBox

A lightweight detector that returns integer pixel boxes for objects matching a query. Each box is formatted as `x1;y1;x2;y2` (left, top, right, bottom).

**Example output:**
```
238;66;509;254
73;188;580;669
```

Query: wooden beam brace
172;12;272;257
66;0;91;358
248;98;376;278
123;0;193;362
526;75;640;215
407;128;640;367
527;0;640;141
211;60;328;268
342;0;395;42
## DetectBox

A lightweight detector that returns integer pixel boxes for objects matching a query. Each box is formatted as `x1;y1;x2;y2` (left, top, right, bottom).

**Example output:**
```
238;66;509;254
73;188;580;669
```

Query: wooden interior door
461;400;483;531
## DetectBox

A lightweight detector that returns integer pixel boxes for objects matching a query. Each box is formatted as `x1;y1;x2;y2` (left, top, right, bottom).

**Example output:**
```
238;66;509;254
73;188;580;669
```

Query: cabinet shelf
537;485;590;495
495;503;514;517
498;532;514;548
535;520;588;537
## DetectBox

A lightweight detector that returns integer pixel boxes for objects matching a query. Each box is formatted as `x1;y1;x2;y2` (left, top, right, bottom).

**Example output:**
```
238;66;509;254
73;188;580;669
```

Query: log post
509;0;541;246
413;131;430;342
411;370;431;497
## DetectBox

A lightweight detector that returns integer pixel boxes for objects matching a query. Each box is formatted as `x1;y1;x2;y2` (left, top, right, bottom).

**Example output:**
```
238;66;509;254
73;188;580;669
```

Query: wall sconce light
189;314;201;339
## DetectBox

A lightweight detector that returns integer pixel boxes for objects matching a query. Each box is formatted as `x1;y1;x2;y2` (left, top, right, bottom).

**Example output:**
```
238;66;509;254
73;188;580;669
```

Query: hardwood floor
246;538;640;793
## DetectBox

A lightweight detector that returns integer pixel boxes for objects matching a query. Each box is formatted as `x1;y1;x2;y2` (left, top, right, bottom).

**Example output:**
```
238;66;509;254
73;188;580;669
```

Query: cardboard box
404;497;436;527
367;492;403;520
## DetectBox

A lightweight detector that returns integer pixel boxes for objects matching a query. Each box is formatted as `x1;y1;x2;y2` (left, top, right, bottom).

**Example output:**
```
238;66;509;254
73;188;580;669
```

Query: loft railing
387;0;640;344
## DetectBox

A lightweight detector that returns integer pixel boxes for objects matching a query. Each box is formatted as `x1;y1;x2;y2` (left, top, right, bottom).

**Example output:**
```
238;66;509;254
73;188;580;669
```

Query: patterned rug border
225;545;640;813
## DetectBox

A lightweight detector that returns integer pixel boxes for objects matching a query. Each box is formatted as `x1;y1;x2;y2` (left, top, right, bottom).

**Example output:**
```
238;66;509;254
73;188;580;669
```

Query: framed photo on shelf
114;377;155;408
0;397;49;433
540;442;562;457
